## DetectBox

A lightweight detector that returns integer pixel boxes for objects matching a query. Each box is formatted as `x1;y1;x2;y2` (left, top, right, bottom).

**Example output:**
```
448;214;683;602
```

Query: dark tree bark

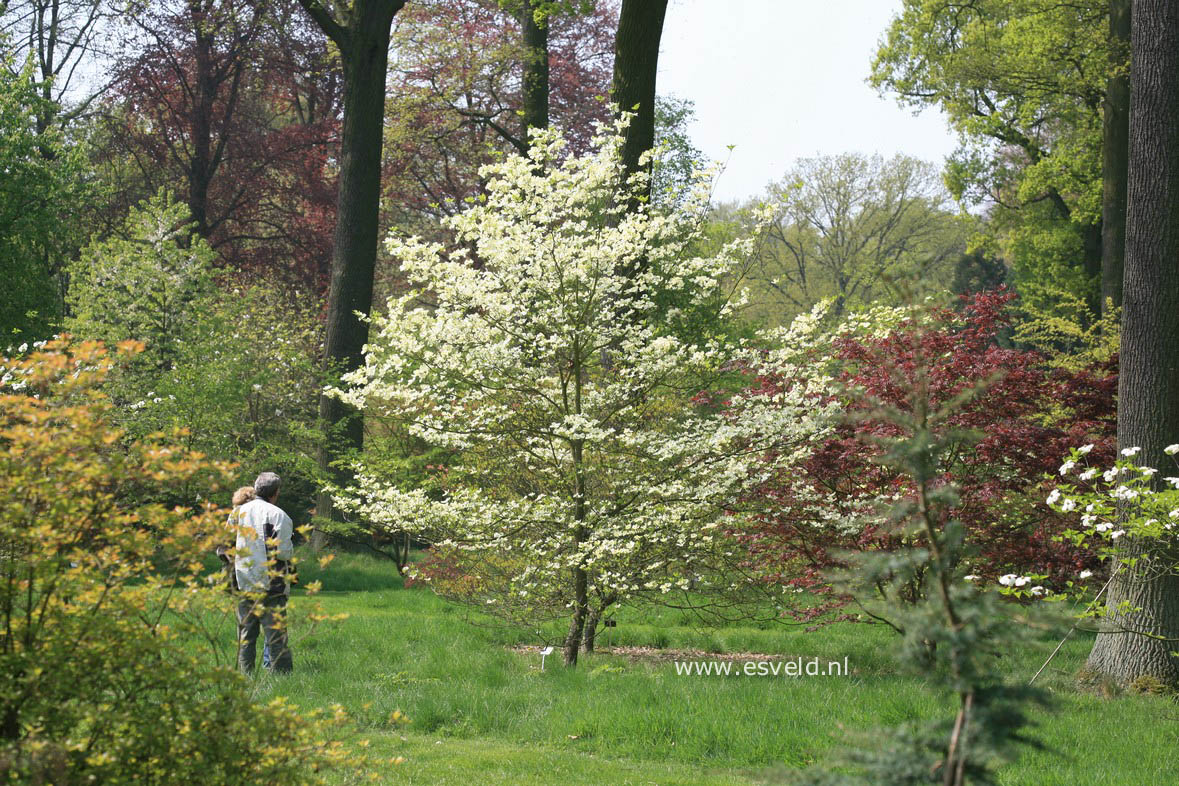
1087;0;1179;687
611;0;667;208
581;593;614;653
189;3;216;239
1081;220;1103;305
562;433;588;666
1101;0;1132;315
520;0;549;137
298;0;407;528
2;0;114;135
562;560;588;666
134;0;264;242
582;604;601;653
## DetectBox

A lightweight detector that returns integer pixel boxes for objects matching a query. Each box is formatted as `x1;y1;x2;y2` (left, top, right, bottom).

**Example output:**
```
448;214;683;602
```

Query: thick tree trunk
1081;222;1103;281
611;0;668;207
302;0;407;531
1087;0;1179;687
520;0;549;137
1101;0;1132;315
190;12;214;239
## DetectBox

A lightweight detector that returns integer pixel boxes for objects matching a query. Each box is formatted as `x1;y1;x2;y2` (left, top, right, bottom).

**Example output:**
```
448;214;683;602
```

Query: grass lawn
230;552;1178;784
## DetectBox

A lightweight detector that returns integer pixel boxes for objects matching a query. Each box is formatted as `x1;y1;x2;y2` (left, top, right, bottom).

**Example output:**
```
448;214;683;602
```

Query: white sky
658;0;961;204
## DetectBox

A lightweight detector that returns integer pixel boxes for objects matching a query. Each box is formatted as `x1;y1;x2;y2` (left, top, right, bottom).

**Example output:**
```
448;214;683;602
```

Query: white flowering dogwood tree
332;121;837;665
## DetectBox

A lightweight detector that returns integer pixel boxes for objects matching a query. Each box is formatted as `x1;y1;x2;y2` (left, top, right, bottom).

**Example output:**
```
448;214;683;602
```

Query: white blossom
330;121;840;623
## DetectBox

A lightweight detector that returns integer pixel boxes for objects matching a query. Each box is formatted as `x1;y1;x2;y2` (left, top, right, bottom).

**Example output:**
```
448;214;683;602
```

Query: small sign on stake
540;645;554;671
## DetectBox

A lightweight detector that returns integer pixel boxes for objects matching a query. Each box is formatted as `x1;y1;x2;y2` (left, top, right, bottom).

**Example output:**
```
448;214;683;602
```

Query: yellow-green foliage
0;339;361;784
1014;288;1120;370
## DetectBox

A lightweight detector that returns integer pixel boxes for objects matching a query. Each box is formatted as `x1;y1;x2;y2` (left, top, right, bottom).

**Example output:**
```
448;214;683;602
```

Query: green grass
234;551;1179;784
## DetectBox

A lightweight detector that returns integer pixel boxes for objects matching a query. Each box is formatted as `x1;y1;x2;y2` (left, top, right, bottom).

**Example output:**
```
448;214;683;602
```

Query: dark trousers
237;594;292;674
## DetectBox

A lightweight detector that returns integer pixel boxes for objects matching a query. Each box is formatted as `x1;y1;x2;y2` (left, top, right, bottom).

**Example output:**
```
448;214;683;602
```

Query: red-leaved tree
737;289;1116;622
99;0;340;293
381;0;617;237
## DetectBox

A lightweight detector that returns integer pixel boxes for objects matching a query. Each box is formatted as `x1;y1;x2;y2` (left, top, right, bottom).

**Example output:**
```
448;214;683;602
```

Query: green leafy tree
146;286;326;513
650;94;705;207
742;153;967;325
0;54;89;340
66;191;216;372
65;192;326;514
871;0;1112;315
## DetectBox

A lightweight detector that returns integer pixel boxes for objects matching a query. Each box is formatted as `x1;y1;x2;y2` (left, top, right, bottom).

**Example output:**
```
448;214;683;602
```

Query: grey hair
254;472;281;501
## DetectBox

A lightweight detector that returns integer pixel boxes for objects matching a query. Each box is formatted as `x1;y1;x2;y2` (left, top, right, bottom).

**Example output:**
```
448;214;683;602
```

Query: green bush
0;339;358;784
65;192;326;516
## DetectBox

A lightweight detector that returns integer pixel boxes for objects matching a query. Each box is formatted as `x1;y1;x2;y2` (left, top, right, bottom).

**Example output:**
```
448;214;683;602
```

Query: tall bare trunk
189;3;214;239
520;0;549;137
1101;0;1132;315
299;0;407;533
611;0;668;210
1087;0;1179;686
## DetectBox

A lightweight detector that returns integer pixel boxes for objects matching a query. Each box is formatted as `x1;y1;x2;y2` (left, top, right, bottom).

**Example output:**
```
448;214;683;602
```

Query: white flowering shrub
1041;443;1179;608
334;121;837;665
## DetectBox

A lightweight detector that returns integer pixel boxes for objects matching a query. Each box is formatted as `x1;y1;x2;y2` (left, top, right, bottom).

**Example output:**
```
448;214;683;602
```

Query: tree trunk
189;6;214;239
582;593;615;653
582;605;601;653
611;0;668;208
300;0;407;533
562;562;588;666
564;432;588;667
520;0;549;138
1101;0;1132;315
1087;0;1179;687
1082;221;1104;315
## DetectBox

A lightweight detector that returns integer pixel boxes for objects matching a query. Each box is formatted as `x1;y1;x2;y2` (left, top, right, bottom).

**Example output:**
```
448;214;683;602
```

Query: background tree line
2;0;1176;698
